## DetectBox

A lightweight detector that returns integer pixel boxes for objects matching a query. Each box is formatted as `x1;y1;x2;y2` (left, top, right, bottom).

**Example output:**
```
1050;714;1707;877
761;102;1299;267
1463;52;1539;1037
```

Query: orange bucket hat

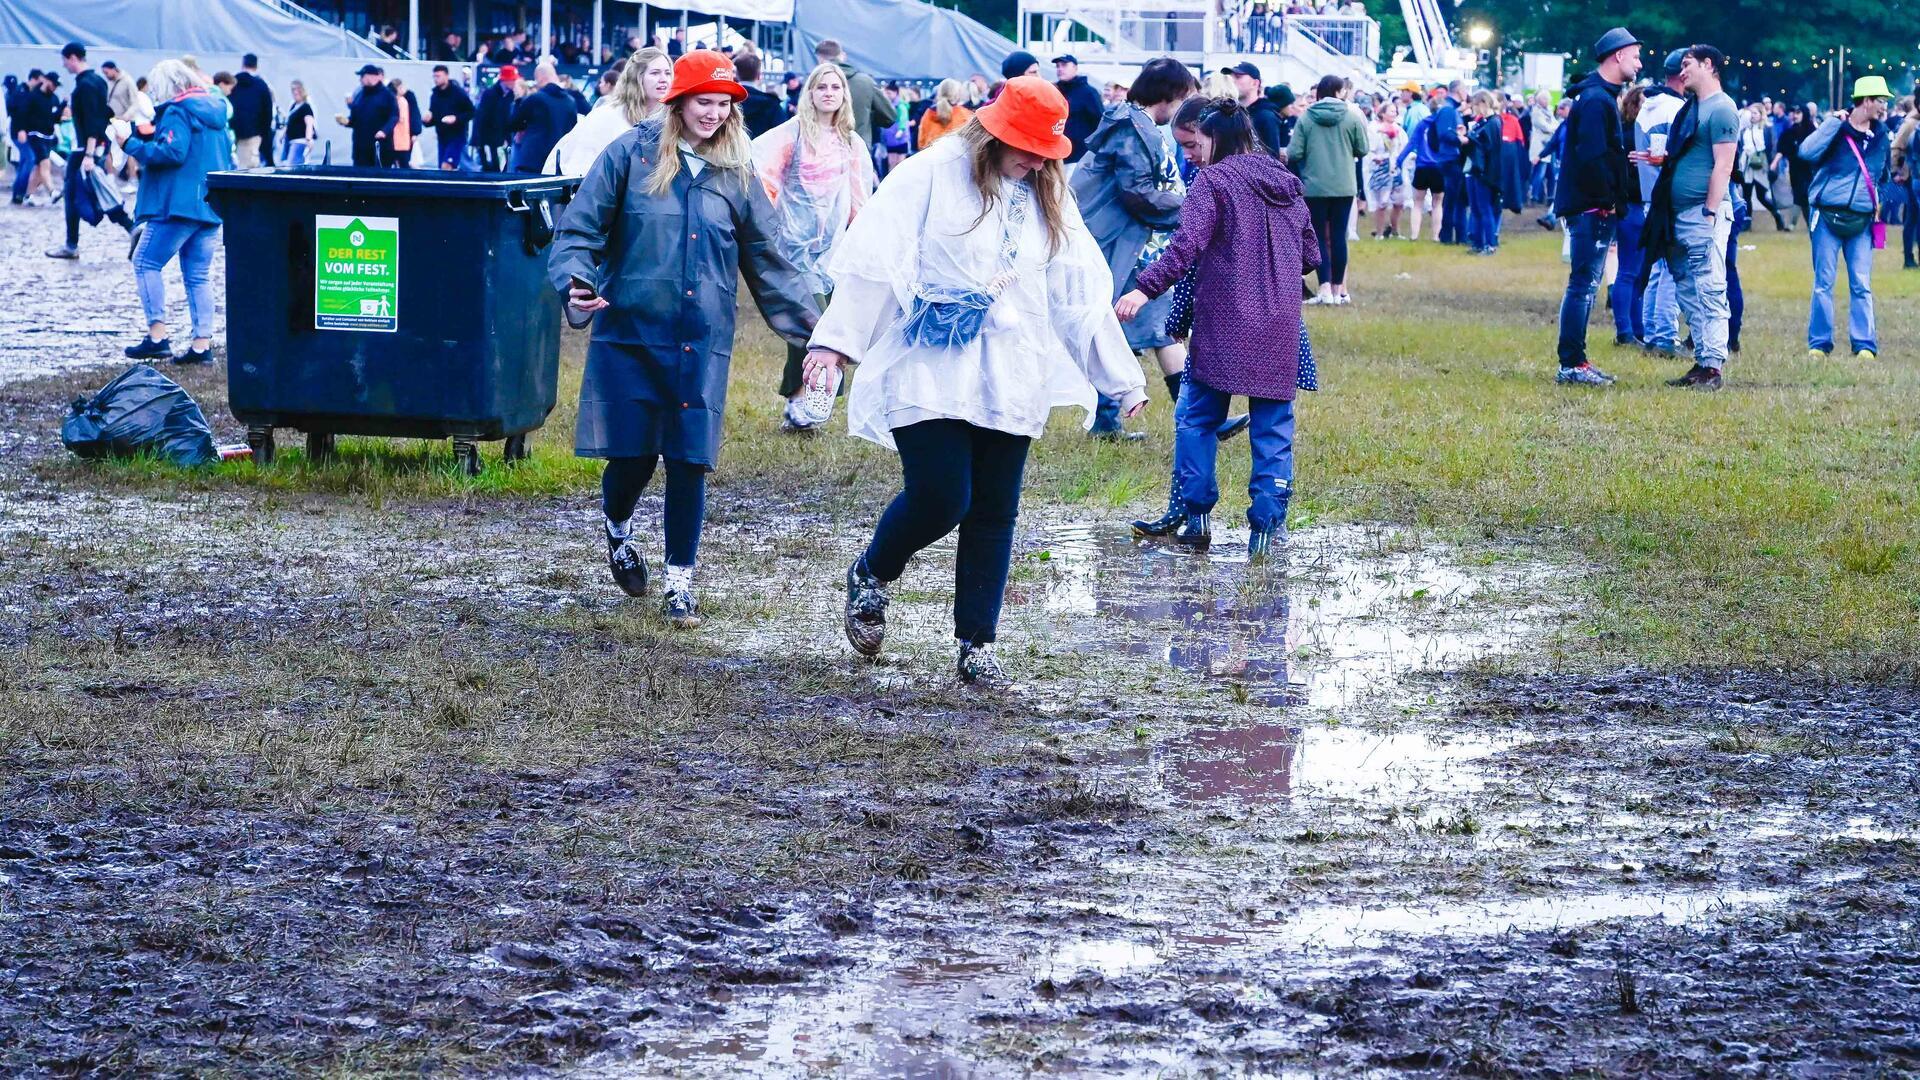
664;49;745;103
975;75;1073;160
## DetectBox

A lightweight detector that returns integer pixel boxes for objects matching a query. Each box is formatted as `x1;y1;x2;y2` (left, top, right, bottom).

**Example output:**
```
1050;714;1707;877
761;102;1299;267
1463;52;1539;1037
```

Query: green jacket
1286;99;1369;197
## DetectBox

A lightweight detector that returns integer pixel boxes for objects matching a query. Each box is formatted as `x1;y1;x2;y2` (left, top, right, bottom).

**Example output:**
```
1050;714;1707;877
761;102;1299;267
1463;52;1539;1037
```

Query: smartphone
565;276;597;328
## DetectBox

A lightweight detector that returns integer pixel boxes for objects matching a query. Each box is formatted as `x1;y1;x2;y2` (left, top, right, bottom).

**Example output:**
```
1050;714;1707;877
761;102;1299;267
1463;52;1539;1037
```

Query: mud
5;350;1920;1074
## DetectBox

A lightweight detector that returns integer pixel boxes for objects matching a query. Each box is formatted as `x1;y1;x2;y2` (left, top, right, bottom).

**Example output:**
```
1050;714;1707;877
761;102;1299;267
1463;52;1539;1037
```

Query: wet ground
4;320;1920;1074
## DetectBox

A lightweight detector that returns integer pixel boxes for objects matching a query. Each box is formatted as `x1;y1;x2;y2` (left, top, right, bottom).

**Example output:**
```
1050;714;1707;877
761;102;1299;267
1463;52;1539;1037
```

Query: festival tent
787;0;1021;82
0;0;386;58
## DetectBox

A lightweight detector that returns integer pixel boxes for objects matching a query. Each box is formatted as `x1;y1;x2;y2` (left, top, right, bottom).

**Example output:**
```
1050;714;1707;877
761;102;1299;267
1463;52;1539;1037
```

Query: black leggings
863;419;1031;645
602;456;707;568
1307;195;1352;287
1741;178;1785;228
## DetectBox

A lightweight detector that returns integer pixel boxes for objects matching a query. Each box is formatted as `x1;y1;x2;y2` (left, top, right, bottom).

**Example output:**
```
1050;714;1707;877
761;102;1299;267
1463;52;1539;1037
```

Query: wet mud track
5;368;1920;1075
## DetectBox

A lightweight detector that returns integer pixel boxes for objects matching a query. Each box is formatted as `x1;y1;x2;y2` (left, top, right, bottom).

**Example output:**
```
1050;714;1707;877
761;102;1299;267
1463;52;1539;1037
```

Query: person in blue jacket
114;59;233;366
1396;100;1446;241
1428;80;1466;243
1801;76;1893;359
548;51;818;627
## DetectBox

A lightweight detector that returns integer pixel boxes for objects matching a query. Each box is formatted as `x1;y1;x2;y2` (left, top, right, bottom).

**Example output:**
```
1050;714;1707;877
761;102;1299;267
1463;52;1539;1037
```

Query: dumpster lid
207;166;578;200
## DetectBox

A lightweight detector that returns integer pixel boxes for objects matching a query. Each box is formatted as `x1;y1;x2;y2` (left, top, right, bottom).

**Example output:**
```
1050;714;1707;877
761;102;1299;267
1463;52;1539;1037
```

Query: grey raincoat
549;119;819;466
1069;103;1185;349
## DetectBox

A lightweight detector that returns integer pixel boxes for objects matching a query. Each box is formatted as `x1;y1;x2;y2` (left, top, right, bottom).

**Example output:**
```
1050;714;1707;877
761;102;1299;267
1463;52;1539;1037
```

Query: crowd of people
3;33;1912;681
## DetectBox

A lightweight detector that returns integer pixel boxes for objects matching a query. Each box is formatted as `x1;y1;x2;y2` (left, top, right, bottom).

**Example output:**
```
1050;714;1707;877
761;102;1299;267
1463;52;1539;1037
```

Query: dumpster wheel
503;434;530;465
307;432;337;462
246;426;275;467
452;437;483;478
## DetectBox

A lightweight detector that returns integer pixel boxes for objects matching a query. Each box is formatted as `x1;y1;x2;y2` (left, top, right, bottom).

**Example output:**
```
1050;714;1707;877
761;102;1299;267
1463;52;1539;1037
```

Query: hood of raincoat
171;92;229;133
1210;149;1303;207
1305;99;1350;126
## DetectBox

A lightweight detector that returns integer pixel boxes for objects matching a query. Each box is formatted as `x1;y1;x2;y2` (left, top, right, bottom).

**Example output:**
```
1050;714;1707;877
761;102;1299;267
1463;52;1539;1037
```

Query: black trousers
1307;195;1352;287
863;419;1030;645
65;150;132;246
602;456;706;568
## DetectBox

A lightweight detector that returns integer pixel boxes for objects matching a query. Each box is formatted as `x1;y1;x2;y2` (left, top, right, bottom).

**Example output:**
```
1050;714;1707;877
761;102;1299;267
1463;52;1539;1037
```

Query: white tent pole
541;0;553;60
408;0;419;57
593;0;604;62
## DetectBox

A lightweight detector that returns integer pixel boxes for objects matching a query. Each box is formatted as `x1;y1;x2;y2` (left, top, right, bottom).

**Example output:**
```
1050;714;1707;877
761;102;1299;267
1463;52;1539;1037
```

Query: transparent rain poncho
750;118;874;297
810;137;1146;449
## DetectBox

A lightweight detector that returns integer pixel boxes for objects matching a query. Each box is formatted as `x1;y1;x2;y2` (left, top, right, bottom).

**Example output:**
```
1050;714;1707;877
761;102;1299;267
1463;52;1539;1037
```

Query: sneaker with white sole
844;558;889;656
606;523;650;597
956;641;1006;685
662;564;701;628
1555;362;1616;386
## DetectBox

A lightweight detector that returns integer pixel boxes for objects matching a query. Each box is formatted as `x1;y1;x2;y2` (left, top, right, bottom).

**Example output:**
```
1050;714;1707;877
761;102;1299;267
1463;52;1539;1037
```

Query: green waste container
206;167;579;474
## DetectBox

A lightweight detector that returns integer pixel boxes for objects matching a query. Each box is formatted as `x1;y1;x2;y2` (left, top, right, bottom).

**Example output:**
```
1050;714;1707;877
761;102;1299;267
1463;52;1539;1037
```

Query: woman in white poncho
543;47;671;175
751;62;875;431
802;76;1149;685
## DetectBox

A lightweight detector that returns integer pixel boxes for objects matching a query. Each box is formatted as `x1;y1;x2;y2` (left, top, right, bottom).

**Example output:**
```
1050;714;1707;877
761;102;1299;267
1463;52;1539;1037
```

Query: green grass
45;227;1920;676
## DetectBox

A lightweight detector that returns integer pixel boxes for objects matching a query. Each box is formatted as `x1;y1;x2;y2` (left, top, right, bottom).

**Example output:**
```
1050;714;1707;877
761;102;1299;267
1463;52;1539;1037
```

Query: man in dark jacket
49;42;135;259
815;39;894;145
228;54;275;167
734;52;784;138
344;64;398;168
1427;80;1468;243
1052;55;1105;165
508;63;577;172
475;66;517;172
1550;26;1642;385
1224;63;1283;156
426;65;475;169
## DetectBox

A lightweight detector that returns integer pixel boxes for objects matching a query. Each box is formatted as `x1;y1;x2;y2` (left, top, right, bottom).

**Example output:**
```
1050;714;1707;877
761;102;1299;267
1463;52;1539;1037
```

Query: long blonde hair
644;96;753;196
612;47;668;124
796;62;856;152
957;118;1067;258
932;78;966;124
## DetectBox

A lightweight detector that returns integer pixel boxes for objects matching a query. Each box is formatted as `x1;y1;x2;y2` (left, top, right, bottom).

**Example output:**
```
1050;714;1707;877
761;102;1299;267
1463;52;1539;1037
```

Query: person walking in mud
1115;98;1317;562
750;61;875;433
549;50;819;628
801;76;1149;684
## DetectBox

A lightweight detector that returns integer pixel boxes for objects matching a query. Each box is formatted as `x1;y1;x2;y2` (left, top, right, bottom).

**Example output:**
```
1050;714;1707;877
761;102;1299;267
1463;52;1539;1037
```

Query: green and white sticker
315;214;398;332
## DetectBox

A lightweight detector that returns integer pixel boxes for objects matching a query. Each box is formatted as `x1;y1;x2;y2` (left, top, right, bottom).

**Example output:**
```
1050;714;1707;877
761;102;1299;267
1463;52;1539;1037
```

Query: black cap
1051;54;1078;65
1591;27;1640;62
1221;61;1262;81
1000;50;1039;80
355;63;385;77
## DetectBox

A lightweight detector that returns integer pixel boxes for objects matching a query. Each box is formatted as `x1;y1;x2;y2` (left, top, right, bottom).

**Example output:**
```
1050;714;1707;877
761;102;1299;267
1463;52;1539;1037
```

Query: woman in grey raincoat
550;49;818;627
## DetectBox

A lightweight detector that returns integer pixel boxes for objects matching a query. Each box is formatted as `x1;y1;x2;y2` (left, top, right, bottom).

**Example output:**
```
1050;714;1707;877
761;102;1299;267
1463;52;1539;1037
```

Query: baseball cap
1662;49;1687;77
1221;61;1262;82
497;64;519;82
355;63;384;77
1051;54;1079;65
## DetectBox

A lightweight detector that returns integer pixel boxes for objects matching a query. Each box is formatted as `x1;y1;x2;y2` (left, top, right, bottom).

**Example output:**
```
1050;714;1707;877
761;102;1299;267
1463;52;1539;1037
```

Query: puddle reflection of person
549;51;820;628
804;77;1149;684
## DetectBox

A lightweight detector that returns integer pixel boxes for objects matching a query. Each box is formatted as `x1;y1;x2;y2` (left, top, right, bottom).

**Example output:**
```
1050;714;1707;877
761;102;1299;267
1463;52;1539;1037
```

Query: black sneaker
1613;331;1635;346
956;641;1006;685
844;558;889;656
1171;511;1212;552
172;346;212;365
664;587;702;629
1666;364;1723;391
1217;414;1251;441
1248;524;1289;564
1131;491;1185;538
1728;338;1741;354
124;336;172;360
606;525;650;597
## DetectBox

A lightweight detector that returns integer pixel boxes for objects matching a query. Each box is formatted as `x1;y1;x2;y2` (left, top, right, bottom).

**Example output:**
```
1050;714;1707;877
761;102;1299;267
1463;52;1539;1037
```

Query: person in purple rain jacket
1116;97;1317;562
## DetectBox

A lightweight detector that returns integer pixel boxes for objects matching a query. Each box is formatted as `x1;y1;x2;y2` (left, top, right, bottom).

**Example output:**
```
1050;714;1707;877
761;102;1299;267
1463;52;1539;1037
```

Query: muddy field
5;208;1920;1076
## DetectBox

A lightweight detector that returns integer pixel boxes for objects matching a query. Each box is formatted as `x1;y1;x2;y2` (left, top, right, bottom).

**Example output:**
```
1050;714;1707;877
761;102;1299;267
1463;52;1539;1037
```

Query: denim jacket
1801;116;1890;213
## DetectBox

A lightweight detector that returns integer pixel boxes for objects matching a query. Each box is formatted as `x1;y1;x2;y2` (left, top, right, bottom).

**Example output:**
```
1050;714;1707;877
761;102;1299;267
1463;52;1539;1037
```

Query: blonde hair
613;47;669;124
1469;89;1496;116
644;97;753;196
796;62;856;152
957;118;1067;258
1201;73;1237;100
932;78;966;124
146;59;198;103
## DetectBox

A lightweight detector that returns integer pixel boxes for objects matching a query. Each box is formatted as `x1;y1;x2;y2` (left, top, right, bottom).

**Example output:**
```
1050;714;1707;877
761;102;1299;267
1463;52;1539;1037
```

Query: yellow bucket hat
1851;75;1892;101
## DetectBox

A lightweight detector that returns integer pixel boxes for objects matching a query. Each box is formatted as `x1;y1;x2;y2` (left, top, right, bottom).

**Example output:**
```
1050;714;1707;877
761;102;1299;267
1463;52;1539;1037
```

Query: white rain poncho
808;136;1146;450
750;117;875;296
544;98;643;176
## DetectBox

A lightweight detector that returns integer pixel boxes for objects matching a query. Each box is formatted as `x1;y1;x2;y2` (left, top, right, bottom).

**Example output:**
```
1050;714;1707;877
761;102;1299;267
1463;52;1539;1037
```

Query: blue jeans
285;141;312;165
1610;203;1645;340
1090;393;1122;434
1527;158;1554;205
1467;175;1498;250
1175;377;1294;532
133;218;220;340
602;455;707;568
10;134;36;201
1808;213;1876;354
1641;258;1678;349
1904;178;1920;263
1438;160;1467;244
1555;212;1615;367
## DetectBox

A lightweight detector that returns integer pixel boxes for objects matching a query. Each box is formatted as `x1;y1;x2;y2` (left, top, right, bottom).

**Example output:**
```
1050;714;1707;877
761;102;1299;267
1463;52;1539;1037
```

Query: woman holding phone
549;50;819;627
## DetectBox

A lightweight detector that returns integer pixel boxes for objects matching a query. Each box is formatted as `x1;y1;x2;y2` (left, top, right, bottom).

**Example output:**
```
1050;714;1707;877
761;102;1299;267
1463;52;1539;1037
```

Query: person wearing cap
801;76;1149;685
475;66;518;172
1799;75;1893;361
1548;27;1640;386
1639;44;1737;390
1223;63;1284;156
340;64;397;168
550;50;819;629
508;62;578;171
1051;55;1104;165
1633;49;1689;360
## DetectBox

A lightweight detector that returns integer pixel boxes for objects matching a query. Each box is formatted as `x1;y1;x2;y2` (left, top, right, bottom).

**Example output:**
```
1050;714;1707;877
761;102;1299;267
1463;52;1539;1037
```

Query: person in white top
802;76;1148;684
752;62;876;431
1365;99;1409;238
543;47;669;174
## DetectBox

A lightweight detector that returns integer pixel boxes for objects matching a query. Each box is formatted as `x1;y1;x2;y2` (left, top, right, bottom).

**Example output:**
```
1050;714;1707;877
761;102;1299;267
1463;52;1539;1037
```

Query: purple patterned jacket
1135;151;1318;401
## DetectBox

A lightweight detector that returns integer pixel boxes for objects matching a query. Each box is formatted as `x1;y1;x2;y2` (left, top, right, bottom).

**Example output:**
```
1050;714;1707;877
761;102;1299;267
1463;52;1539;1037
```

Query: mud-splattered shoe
605;523;649;597
1130;490;1185;538
956;641;1006;685
662;565;701;629
844;558;889;656
1170;512;1212;552
1248;524;1289;564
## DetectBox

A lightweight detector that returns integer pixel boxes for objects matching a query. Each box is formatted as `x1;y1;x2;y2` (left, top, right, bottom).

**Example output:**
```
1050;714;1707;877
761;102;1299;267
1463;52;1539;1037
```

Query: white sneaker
1305;293;1331;306
1333;293;1352;306
793;366;842;427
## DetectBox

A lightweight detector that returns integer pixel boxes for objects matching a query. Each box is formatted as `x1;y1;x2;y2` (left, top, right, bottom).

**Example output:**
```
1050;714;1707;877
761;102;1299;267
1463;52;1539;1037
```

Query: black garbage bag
61;364;219;467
